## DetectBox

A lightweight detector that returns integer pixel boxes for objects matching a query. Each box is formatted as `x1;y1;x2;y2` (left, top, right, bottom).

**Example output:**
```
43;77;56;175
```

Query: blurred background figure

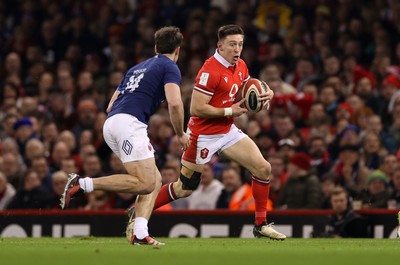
322;187;369;238
0;172;16;210
7;170;50;209
48;171;68;209
276;152;322;209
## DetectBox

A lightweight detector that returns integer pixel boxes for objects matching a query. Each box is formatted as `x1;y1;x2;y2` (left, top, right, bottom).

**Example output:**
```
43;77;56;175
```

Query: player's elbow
168;99;182;109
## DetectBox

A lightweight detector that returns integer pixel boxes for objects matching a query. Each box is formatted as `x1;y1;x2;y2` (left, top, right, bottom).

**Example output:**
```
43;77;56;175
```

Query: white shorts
182;124;247;164
103;114;154;163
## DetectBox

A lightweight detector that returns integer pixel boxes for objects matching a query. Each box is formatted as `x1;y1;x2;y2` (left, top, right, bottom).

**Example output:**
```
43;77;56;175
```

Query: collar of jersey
214;49;235;68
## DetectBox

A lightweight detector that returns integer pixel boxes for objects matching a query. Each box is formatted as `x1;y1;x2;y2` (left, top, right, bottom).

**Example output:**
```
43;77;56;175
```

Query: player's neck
162;53;177;63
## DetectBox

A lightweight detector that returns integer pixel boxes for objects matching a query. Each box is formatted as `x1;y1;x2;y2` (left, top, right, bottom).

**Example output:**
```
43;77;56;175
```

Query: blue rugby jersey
108;54;181;124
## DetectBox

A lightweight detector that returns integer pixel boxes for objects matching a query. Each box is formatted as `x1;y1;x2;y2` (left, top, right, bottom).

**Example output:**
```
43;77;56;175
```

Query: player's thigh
123;157;158;184
221;136;270;177
182;160;204;174
182;130;221;165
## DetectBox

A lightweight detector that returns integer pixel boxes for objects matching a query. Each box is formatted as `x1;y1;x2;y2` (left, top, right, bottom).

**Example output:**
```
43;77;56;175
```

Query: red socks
251;176;270;226
153;183;177;210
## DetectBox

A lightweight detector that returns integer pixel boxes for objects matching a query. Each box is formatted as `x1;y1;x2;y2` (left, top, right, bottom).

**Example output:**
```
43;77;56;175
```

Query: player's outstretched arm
190;90;247;118
165;83;189;150
106;90;121;113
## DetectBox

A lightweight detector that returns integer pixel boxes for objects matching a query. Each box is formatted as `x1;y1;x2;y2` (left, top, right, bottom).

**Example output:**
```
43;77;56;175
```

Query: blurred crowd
1;0;400;212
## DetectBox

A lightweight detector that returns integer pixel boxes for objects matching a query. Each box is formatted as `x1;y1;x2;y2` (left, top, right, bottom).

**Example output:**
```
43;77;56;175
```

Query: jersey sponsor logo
199;72;210;86
200;148;209;159
228;84;239;98
122;140;133;155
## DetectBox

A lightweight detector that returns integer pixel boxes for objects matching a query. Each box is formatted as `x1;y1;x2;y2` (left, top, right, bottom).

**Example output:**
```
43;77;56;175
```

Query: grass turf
0;237;399;265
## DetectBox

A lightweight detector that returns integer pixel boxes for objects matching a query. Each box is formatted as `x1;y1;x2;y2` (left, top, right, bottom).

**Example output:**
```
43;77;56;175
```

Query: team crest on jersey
200;148;209;159
238;71;243;80
224;77;228;83
199;72;210;86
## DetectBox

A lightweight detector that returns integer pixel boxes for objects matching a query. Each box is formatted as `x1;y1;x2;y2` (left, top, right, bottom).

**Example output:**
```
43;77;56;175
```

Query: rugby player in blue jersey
60;26;190;245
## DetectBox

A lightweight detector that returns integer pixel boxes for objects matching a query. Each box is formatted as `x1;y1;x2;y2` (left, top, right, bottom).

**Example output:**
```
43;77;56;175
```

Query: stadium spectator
276;138;296;162
360;170;390;209
13;117;36;156
307;135;331;178
320;173;336;209
319;83;340;124
187;163;223;210
388;166;400;209
259;63;296;95
1;152;25;189
50;141;71;171
218;166;272;211
40;121;59;156
31;156;52;193
57;130;78;155
24;138;45;166
276;152;322;209
380;154;399;184
48;171;68;209
322;187;369;238
255;131;275;158
0;172;16;210
365;115;396;153
331;144;369;195
84;190;113;211
60;158;79;175
71;98;98;145
81;153;103;179
7;169;50;209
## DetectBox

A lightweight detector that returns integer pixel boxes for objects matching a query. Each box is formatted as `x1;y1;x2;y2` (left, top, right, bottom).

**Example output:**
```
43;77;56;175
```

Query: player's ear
217;41;222;51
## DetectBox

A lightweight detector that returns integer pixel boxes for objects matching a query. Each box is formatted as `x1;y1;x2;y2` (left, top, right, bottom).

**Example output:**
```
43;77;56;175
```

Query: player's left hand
178;133;190;151
259;81;274;110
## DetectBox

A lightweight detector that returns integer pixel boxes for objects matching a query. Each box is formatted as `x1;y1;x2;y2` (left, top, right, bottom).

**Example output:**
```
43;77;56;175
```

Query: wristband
224;107;233;117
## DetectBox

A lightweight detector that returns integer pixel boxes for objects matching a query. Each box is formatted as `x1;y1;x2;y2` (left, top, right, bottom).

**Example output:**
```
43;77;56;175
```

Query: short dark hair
330;186;348;198
217;24;244;40
154;26;183;54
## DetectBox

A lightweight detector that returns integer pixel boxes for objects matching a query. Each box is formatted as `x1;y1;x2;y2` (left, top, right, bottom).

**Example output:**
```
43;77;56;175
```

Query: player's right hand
231;98;248;117
177;133;190;151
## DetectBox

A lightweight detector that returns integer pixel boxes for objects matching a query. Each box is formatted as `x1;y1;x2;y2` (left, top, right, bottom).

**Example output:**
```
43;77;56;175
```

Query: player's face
218;34;244;65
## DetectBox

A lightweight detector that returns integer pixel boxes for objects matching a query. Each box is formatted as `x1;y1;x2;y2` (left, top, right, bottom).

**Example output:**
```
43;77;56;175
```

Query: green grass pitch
1;237;399;265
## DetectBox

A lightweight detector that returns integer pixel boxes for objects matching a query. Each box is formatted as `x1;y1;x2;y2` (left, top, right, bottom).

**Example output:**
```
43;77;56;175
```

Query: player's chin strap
180;166;202;190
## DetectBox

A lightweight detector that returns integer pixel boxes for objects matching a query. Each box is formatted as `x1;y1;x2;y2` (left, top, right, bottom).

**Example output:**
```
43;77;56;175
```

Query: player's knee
139;176;156;194
254;160;271;180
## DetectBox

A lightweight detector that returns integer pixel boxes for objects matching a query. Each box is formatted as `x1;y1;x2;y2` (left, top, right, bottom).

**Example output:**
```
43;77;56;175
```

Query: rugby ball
242;78;267;113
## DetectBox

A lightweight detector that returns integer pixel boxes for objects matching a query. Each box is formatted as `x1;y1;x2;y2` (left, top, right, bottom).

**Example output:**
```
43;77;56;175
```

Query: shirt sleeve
163;62;182;86
194;65;219;96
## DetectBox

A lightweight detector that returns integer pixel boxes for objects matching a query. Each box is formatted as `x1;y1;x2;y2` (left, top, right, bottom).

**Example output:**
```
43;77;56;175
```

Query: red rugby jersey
188;51;250;135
